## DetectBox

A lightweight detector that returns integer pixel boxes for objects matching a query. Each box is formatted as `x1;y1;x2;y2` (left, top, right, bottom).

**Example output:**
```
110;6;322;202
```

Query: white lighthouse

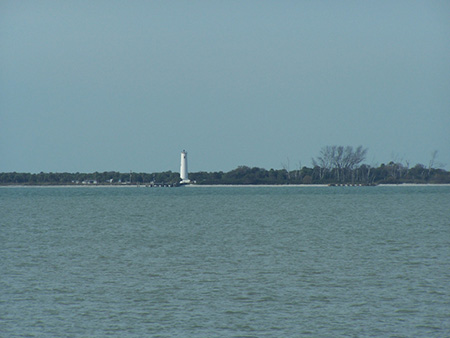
180;150;190;184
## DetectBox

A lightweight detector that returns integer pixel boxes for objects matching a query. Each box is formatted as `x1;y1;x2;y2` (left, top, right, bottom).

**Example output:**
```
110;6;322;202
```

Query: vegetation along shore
2;146;448;186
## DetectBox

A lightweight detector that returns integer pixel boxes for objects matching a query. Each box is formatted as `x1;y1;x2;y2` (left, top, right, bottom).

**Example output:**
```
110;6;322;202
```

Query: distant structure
180;150;191;184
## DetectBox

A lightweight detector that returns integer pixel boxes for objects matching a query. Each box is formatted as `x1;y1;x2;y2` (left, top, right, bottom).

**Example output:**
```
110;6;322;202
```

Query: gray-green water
1;186;449;337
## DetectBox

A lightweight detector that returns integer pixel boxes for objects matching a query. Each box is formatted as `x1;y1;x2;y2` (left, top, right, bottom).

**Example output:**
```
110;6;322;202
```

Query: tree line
1;146;449;185
0;171;181;186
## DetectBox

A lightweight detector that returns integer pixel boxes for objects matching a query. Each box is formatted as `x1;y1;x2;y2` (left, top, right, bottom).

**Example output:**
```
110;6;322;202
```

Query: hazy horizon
0;148;448;175
1;1;449;173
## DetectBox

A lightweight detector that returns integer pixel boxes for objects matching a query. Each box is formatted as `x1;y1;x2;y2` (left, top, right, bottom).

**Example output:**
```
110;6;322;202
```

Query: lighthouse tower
180;150;190;184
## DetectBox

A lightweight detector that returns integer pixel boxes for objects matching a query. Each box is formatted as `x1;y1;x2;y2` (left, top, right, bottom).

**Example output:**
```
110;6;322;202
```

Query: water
1;186;449;337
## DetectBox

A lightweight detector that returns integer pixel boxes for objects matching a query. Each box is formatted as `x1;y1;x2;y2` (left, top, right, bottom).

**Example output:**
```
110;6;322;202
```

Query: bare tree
427;150;441;178
312;146;334;180
313;145;368;182
281;157;291;180
429;150;438;169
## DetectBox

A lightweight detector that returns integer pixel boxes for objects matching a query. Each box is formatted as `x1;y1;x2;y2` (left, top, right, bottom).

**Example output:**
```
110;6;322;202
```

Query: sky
1;1;449;173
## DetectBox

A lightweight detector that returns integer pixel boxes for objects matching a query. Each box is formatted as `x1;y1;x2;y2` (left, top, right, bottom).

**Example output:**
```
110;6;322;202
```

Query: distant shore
2;183;450;188
2;165;449;185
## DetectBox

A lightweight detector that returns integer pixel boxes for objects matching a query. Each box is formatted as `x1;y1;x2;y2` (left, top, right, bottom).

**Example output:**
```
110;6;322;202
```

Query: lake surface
1;185;449;337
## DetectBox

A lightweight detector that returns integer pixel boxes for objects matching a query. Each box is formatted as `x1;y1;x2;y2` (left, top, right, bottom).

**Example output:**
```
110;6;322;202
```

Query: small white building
180;150;191;184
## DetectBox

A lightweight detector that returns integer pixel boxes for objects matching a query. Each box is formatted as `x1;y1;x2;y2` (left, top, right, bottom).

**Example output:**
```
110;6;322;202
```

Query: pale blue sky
1;1;449;173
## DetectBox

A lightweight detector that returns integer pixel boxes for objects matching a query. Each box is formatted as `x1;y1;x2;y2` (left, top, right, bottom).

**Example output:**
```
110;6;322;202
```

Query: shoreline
1;183;450;188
